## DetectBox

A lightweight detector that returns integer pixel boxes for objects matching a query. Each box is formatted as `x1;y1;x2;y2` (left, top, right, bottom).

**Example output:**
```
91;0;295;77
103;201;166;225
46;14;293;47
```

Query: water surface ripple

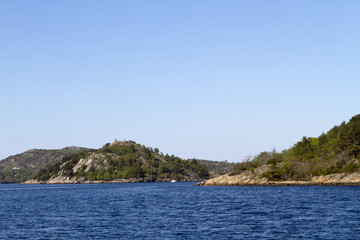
1;182;360;239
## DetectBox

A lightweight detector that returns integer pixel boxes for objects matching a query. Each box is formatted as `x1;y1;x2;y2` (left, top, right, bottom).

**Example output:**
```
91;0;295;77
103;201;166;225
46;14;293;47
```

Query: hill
0;146;90;183
29;141;209;183
197;114;360;186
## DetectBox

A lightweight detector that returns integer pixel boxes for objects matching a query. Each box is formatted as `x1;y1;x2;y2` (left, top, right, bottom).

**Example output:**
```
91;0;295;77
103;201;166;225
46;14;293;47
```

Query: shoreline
20;178;203;185
194;171;360;186
20;181;360;186
194;181;360;186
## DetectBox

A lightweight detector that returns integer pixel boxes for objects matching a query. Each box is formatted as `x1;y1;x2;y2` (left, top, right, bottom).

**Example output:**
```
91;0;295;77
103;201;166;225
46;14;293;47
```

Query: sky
1;0;360;162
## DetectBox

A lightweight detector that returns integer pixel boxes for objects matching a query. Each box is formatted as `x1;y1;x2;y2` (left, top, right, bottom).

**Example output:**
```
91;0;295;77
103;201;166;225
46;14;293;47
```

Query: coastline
22;178;189;184
194;181;360;186
194;171;360;186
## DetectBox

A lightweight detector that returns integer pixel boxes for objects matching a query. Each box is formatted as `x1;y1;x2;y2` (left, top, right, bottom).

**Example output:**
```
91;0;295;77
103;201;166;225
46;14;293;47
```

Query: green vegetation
0;168;37;183
35;142;210;182
230;114;360;181
0;147;90;183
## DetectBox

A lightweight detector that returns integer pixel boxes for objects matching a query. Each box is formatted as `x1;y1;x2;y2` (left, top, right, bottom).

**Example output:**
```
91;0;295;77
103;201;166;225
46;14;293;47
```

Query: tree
339;114;360;156
104;171;112;181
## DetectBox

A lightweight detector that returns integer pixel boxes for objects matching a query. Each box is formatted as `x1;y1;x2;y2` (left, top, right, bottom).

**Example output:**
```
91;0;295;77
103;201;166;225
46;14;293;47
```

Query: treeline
35;142;209;181
0;169;37;183
231;114;360;181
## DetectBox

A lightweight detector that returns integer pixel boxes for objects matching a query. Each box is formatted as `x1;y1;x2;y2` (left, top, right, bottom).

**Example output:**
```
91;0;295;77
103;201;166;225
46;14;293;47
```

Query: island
24;141;210;184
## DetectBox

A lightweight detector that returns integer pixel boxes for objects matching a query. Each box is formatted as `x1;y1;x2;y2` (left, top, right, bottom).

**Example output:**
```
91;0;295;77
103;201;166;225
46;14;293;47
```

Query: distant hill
0;146;90;183
198;114;360;186
194;159;235;177
31;141;210;183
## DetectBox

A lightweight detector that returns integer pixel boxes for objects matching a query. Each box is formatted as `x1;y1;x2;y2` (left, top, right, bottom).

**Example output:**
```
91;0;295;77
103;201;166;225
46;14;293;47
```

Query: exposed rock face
71;152;109;173
312;172;360;184
195;165;360;186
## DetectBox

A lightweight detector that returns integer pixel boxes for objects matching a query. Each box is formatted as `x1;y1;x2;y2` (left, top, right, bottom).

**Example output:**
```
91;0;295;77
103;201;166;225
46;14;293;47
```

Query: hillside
30;141;209;183
0;146;89;183
197;114;360;186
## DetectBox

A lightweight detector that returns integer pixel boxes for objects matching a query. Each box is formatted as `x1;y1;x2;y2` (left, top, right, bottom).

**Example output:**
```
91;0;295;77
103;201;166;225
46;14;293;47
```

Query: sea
1;182;360;239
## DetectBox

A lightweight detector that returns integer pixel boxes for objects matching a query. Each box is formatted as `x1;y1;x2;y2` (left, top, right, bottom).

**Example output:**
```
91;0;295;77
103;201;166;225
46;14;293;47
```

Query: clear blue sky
1;0;359;162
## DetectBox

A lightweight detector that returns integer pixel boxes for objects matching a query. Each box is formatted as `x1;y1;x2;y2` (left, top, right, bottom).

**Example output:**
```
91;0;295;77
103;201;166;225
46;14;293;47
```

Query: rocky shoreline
195;170;360;186
22;176;182;184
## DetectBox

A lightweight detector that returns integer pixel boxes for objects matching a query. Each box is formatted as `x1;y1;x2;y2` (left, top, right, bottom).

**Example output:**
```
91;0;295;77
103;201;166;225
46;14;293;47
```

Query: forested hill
230;114;360;181
33;141;210;183
0;147;90;183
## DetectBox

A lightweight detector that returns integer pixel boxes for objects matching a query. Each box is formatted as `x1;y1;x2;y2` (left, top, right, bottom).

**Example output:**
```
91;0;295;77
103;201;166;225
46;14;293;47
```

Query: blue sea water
1;182;360;239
